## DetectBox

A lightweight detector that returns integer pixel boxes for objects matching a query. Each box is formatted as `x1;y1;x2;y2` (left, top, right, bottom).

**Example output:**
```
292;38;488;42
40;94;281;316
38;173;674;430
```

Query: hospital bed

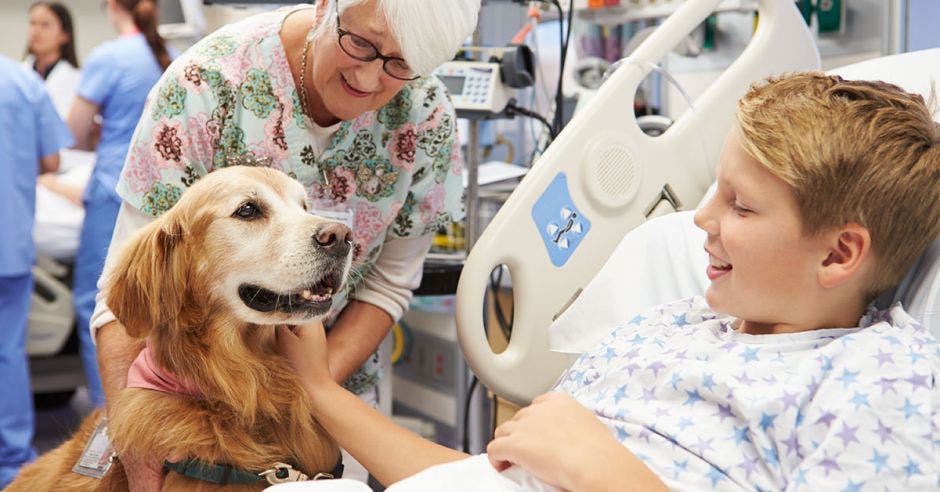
455;0;940;406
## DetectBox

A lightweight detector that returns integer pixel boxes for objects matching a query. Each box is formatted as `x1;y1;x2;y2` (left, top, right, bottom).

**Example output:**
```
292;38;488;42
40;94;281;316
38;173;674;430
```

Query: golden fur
8;166;352;491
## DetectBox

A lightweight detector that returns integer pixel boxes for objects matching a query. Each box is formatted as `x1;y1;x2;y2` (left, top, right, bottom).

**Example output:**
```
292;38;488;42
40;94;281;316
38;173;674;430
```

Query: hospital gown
554;296;938;491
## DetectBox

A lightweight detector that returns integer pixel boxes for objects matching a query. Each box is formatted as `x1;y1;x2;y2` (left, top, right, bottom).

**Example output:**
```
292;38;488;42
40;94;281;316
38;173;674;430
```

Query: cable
545;0;575;136
560;0;574;131
549;0;565;136
524;2;553;163
462;375;479;453
489;266;514;341
505;101;557;141
463;266;515;454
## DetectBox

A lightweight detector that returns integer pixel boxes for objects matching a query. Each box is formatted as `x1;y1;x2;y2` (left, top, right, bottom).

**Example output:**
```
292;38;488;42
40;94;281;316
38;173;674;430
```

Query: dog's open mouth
238;271;342;314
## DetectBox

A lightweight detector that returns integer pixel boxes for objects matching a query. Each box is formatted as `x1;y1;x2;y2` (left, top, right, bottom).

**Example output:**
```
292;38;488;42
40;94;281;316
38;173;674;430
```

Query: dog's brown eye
234;202;261;220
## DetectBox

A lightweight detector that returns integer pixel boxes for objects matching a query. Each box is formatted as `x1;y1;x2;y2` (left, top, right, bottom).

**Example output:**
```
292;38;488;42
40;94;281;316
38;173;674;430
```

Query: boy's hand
275;321;333;389
487;392;665;492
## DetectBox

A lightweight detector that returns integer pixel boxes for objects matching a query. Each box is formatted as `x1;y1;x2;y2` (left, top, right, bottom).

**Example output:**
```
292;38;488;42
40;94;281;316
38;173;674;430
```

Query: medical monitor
158;0;205;39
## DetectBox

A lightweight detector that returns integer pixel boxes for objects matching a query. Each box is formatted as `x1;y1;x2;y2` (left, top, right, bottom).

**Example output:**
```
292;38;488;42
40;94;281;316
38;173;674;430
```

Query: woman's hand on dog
276;322;334;392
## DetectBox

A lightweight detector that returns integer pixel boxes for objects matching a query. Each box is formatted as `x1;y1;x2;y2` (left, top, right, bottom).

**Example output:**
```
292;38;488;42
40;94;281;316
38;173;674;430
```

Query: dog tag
72;417;116;479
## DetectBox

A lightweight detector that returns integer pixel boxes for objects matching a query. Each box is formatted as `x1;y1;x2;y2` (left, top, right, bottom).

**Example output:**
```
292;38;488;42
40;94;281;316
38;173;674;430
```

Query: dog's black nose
314;222;352;257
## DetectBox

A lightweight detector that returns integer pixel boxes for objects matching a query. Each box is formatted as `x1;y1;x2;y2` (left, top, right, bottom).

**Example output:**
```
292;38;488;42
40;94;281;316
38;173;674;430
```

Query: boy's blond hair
736;72;940;297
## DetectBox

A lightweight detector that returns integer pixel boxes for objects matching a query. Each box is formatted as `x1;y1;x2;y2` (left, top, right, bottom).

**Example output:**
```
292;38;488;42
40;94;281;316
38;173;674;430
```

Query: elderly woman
91;0;480;488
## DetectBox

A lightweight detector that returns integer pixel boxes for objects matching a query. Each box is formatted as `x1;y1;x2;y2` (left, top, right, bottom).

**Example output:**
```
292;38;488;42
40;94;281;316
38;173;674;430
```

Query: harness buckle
259;462;309;484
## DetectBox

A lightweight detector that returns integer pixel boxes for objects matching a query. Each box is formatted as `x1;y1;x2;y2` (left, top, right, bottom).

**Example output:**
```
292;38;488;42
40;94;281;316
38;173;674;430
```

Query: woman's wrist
302;376;344;410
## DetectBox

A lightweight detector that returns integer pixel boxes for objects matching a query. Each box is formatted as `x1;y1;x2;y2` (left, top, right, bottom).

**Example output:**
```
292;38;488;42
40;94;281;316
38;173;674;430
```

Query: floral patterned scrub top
116;7;464;394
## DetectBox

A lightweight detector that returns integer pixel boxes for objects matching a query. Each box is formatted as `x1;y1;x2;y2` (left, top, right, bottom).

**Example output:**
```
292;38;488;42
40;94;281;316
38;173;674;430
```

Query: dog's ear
105;212;191;338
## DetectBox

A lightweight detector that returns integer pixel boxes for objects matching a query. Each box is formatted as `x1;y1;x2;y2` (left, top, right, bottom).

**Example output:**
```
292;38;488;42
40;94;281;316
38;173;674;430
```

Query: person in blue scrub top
65;0;174;407
0;54;72;489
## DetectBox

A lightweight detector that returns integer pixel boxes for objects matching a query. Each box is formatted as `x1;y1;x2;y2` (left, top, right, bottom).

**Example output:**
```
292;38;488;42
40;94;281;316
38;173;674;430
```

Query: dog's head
106;166;353;337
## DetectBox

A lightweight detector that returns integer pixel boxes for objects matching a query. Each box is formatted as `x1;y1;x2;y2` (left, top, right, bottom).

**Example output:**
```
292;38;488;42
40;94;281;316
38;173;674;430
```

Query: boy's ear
818;223;871;289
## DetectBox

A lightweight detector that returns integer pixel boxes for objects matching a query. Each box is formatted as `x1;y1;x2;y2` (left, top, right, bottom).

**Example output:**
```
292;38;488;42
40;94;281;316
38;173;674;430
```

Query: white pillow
894;236;940;338
548;211;707;353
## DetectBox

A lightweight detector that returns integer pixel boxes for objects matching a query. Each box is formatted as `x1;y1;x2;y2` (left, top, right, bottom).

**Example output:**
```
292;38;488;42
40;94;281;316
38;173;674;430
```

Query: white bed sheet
264;455;559;492
33;149;93;260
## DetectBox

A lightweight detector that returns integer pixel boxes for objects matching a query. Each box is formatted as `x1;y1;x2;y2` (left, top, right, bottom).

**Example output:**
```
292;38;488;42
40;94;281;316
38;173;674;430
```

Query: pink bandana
126;345;201;397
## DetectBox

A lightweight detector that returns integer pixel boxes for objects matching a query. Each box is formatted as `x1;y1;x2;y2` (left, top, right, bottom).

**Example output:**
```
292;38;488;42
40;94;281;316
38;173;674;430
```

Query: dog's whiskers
249;286;264;305
344;268;365;298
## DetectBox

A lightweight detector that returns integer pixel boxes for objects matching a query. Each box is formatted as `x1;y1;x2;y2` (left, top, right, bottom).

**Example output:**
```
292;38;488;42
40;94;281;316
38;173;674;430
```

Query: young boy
276;72;940;491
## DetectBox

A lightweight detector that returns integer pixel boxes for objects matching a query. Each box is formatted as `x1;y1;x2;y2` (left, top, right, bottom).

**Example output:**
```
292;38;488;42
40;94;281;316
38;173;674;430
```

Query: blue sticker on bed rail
531;173;591;267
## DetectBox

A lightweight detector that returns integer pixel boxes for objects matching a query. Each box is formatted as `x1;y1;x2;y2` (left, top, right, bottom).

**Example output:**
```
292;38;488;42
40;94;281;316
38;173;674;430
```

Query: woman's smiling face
308;0;411;125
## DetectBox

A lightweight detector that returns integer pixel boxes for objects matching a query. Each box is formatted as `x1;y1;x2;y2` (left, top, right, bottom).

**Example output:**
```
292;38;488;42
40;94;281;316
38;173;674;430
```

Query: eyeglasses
335;7;418;81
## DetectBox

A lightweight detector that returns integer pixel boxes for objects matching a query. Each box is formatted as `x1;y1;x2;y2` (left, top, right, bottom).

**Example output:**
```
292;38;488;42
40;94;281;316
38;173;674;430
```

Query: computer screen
158;0;205;39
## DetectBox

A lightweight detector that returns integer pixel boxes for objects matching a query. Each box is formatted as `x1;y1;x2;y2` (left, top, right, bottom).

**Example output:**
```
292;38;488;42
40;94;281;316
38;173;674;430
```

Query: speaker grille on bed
585;143;640;210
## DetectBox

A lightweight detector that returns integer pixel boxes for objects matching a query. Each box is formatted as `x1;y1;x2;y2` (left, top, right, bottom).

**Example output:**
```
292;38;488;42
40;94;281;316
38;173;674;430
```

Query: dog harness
163;458;344;485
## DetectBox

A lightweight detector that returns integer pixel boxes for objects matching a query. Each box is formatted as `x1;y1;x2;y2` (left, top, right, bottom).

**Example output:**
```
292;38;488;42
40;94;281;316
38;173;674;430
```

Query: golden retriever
9;166;352;491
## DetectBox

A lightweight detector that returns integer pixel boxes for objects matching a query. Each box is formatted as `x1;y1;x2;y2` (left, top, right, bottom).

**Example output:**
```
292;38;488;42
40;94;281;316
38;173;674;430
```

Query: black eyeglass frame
334;6;419;81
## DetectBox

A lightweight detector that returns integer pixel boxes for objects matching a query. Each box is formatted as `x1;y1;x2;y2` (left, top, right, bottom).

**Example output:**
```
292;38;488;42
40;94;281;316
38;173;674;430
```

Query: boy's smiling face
694;131;832;334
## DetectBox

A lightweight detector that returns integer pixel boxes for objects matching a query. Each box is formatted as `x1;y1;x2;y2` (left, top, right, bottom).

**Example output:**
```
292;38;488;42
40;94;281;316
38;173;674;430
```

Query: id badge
72;416;116;479
308;198;355;229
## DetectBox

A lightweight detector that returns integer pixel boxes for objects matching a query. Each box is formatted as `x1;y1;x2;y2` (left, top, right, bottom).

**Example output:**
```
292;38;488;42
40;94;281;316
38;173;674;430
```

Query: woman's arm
277;323;468;486
326;234;431;381
96;320;163;490
66;96;100;151
325;300;393;382
38;154;60;175
38;172;82;206
92;202;165;492
487;392;668;492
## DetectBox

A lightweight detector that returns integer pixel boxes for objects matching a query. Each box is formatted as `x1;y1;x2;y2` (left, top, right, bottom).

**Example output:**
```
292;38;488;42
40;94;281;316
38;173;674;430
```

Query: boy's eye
731;202;752;214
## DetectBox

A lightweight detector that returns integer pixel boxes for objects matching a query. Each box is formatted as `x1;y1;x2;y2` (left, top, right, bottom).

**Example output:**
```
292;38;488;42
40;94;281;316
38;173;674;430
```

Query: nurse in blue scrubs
66;0;174;406
0;54;72;488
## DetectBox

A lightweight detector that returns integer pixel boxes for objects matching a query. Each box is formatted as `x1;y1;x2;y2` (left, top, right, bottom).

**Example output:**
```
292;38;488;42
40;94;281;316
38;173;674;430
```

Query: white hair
315;0;480;77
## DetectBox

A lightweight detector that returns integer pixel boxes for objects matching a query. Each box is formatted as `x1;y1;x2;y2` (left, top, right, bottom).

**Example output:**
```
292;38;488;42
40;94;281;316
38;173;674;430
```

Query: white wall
0;0;271;65
907;0;940;52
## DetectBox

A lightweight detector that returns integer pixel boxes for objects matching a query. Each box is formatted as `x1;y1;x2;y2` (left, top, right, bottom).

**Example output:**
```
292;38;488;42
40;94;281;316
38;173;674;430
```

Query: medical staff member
68;0;174;408
90;0;480;487
0;55;72;489
24;1;81;118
